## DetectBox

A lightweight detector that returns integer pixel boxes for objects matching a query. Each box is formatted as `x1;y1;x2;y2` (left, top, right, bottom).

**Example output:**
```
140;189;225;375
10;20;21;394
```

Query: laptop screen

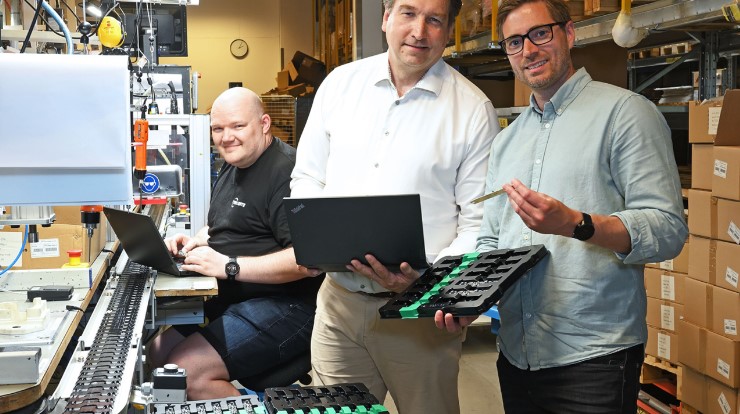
283;195;428;272
104;207;186;276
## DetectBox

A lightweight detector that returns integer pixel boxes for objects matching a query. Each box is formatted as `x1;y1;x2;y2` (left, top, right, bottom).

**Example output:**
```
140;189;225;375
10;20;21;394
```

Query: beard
515;52;570;90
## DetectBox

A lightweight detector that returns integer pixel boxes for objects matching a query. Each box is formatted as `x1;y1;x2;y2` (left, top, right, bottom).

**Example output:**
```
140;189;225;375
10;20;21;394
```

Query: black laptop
283;194;428;272
104;207;199;276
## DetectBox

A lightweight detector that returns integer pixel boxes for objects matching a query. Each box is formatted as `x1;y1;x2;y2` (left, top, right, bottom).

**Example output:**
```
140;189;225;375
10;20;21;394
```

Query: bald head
212;87;265;118
210;87;273;169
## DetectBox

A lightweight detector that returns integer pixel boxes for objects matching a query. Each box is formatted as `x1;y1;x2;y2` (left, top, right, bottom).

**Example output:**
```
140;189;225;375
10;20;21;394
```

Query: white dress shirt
291;52;499;293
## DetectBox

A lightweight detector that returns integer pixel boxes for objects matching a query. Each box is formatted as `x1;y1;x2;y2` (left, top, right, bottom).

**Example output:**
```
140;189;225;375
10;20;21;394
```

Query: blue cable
41;1;73;54
0;225;28;277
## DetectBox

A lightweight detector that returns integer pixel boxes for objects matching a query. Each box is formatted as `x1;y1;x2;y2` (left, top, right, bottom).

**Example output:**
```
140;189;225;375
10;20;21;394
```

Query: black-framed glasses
499;22;567;55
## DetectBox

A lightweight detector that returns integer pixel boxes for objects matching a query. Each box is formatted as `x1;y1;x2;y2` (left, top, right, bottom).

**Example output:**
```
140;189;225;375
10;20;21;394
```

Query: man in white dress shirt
290;0;499;412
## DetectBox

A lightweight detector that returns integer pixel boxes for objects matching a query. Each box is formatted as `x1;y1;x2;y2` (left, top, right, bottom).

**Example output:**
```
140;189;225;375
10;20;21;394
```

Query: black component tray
379;245;548;318
263;383;389;414
152;394;263;414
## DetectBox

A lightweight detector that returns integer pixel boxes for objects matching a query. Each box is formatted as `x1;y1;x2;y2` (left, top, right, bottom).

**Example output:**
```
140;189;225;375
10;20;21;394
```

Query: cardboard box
564;0;584;16
689;189;718;238
286;61;299;82
514;78;531;107
716;198;740;244
712;285;740;339
706;328;740;387
647;297;684;332
592;0;619;13
716;239;740;292
715;90;740;146
679;320;706;373
689;97;723;143
692;144;714;191
276;70;290;89
680;367;708;413
689;235;716;285
0;224;100;270
712;146;740;200
684;277;712;329
706;377;738;414
648;239;689;273
645;268;685;303
647;325;679;364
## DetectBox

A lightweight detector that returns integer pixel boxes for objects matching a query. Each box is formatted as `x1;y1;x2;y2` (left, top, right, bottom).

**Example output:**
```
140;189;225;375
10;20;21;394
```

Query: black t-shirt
207;137;322;304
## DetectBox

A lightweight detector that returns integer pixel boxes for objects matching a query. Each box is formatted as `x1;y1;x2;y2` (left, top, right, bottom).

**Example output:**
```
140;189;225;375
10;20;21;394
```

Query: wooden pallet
641;355;681;398
679;402;700;414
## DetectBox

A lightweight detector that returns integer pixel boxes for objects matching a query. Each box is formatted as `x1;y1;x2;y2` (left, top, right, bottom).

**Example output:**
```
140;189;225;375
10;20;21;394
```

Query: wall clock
230;39;249;58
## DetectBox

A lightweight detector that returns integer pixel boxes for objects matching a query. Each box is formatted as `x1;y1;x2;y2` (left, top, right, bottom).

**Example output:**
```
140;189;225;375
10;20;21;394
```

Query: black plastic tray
379;245;548;318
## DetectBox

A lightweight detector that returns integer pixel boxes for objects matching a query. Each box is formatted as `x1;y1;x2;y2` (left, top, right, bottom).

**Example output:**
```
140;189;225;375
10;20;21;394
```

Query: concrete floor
381;321;504;414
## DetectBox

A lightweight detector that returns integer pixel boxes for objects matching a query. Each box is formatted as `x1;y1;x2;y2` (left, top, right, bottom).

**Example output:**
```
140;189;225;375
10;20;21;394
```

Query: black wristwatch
572;212;595;241
225;257;240;282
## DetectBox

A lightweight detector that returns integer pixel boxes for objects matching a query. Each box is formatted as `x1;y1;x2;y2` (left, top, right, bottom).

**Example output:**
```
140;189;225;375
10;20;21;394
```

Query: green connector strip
399;302;421;318
354;406;368;413
325;408;338;414
339;407;353;413
310;409;322;414
463;251;480;261
396;252;483;318
370;405;390;414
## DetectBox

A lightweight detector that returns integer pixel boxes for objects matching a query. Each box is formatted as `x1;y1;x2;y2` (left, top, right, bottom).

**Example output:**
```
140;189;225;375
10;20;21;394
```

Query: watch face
226;262;239;275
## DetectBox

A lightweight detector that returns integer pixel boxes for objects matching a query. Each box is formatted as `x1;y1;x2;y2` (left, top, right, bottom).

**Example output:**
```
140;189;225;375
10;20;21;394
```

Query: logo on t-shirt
231;198;246;208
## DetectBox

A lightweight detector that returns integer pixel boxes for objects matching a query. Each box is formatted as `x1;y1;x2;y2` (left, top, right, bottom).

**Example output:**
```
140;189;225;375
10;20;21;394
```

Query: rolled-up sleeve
610;95;688;264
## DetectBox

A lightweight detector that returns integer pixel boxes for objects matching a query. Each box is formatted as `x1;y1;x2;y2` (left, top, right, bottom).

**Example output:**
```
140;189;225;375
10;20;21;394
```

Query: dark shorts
497;344;645;414
174;296;315;380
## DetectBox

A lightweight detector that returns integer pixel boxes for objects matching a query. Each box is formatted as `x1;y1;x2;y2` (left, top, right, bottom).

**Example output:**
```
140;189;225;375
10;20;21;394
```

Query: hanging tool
80;205;102;263
133;117;149;180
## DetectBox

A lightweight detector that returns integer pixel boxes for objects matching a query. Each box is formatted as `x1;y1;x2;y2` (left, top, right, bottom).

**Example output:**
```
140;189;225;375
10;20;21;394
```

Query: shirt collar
373;52;446;97
528;67;592;115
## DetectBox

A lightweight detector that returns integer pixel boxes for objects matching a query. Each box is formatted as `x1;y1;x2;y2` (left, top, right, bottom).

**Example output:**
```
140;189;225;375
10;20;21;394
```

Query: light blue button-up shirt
478;68;688;370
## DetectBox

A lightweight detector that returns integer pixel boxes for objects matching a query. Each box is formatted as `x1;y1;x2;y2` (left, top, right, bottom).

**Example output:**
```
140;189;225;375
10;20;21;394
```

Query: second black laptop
283;194;428;273
104;207;200;277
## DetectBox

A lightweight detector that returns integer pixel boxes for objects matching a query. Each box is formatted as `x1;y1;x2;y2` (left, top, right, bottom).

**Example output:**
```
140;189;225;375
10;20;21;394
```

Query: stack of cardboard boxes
645;239;688;367
268;51;326;98
680;90;740;413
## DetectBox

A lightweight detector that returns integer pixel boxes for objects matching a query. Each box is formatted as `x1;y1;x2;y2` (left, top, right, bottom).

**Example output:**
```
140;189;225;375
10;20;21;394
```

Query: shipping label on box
0;232;23;267
707;377;738;414
645;268;685;303
716;198;740;244
29;239;60;258
658;332;672;360
690;98;723;143
706;329;740;388
713;285;740;339
712;146;740;201
710;107;722;136
717;240;740;292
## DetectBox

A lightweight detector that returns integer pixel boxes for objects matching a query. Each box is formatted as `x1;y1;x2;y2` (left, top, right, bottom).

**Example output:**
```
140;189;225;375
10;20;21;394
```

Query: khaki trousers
311;278;463;414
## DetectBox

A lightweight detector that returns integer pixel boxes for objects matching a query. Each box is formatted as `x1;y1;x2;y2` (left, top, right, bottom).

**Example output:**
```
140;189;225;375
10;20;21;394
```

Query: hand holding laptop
347;254;420;293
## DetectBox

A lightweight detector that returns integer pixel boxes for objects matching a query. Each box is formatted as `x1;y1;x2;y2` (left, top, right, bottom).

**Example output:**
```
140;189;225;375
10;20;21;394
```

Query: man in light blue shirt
435;1;687;412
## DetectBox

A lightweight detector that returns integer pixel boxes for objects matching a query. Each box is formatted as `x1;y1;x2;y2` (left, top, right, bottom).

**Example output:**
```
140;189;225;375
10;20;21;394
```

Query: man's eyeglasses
499;22;567;55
